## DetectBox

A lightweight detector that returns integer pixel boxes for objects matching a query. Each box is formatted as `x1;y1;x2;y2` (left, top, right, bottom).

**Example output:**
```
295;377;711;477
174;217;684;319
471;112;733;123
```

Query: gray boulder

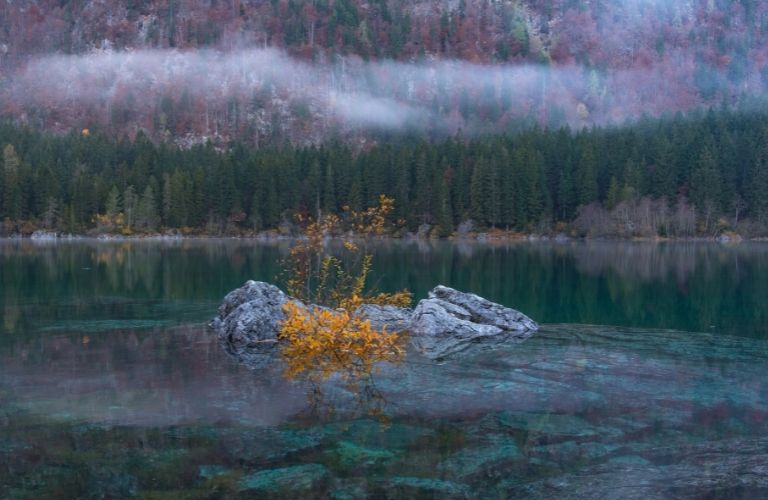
212;281;538;365
429;285;538;332
355;304;412;333
213;280;289;348
410;286;537;359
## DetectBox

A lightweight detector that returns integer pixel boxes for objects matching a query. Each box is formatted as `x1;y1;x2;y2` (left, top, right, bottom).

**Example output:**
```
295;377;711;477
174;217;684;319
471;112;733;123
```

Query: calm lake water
1;239;767;498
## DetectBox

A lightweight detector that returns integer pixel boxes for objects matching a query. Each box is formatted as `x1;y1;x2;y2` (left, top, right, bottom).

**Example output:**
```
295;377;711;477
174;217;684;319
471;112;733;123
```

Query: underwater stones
214;427;322;462
438;434;523;479
387;476;471;499
607;455;652;466
509;437;768;499
319;420;435;450
198;465;230;480
239;464;329;494
532;441;623;465
329;441;397;468
410;286;538;359
496;412;607;439
86;469;139;499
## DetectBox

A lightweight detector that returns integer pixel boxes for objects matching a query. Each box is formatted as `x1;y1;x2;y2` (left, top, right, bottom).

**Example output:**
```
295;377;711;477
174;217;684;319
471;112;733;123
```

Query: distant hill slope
2;0;768;144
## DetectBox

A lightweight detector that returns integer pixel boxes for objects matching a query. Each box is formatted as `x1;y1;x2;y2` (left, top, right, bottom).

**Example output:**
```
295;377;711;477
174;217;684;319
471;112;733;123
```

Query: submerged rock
411;286;537;359
328;441;398;468
239;463;329;493
387;476;470;499
211;281;537;364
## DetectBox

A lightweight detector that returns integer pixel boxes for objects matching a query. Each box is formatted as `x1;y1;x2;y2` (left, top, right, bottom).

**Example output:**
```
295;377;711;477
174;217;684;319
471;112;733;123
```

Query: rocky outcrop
212;280;289;348
429;286;538;332
212;281;538;365
410;286;537;359
354;304;412;333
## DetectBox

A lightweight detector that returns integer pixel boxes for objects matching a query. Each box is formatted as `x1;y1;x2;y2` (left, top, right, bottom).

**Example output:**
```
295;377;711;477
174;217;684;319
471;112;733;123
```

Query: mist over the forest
1;0;767;144
4;45;763;142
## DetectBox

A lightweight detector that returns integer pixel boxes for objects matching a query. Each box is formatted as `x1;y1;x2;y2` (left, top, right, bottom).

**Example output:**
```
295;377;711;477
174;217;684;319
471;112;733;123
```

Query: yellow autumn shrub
278;300;405;383
278;195;411;388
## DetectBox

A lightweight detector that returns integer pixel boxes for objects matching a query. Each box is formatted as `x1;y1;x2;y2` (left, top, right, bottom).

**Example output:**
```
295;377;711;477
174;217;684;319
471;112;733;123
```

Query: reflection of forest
1;240;767;338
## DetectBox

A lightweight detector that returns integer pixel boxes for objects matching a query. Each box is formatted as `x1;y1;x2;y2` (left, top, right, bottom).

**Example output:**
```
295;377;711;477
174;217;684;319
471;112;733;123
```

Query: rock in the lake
429;285;538;332
213;280;289;348
355;304;412;333
212;281;538;364
410;286;537;359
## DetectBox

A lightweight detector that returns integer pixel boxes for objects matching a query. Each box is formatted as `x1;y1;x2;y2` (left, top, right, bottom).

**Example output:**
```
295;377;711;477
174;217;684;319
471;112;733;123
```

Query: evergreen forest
2;107;768;238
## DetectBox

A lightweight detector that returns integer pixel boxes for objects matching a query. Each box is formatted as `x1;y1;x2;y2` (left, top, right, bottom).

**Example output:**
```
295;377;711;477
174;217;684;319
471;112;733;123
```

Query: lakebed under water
1;239;767;498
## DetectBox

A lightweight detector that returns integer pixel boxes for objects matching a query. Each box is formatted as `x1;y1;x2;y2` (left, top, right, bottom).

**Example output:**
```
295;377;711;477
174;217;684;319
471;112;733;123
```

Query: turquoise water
1;240;767;498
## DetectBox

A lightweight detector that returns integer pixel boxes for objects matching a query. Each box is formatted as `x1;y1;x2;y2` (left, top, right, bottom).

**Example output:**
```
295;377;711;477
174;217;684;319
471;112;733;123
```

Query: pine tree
577;143;598;206
348;167;363;213
2;144;21;220
123;185;138;230
484;156;501;228
524;149;545;227
42;198;59;229
393;153;411;224
435;160;454;236
413;149;432;223
169;170;189;227
749;139;768;225
497;146;515;228
622;157;642;201
652;138;677;199
470;157;486;225
105;186;121;223
323;162;336;214
136;185;159;231
606;176;621;210
162;173;172;225
689;147;723;233
250;190;262;231
263;173;280;229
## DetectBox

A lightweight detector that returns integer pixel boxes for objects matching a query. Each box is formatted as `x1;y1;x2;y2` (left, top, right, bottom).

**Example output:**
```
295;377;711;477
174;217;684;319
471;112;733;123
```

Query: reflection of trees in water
300;370;394;422
365;241;768;336
0;240;289;335
0;239;290;301
2;240;768;338
569;243;700;283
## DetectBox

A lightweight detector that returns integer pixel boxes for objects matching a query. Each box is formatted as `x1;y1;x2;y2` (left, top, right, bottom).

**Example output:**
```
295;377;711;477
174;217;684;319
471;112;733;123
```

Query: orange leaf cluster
278;300;405;383
278;195;412;393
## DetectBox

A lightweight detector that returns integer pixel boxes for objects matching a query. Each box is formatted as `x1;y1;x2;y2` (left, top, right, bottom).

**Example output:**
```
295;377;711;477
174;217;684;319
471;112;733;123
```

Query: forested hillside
2;1;768;144
2;108;768;237
2;1;768;237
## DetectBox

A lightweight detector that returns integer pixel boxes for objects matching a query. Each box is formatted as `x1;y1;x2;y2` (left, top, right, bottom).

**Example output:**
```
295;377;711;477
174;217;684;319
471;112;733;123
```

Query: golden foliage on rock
278;300;405;383
278;195;411;395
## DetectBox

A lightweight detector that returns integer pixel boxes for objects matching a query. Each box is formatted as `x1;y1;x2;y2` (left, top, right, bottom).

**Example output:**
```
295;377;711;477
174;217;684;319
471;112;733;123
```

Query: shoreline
1;230;765;244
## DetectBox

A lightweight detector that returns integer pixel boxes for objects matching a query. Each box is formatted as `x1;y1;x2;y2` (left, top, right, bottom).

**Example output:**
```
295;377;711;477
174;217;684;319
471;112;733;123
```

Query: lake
1;239;767;498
